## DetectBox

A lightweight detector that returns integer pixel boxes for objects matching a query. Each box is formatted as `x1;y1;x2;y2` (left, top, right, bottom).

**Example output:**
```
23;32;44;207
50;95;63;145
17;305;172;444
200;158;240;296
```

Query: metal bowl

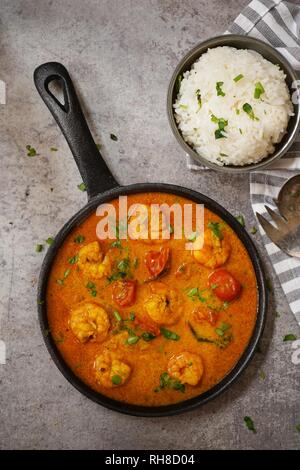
167;34;300;173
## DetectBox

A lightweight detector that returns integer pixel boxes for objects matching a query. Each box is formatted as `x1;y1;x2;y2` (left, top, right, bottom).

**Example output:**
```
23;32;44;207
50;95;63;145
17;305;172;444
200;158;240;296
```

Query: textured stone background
0;0;299;450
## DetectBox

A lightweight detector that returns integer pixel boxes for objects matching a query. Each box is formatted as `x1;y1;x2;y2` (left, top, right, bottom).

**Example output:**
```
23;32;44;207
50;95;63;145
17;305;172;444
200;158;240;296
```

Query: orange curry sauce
46;193;257;406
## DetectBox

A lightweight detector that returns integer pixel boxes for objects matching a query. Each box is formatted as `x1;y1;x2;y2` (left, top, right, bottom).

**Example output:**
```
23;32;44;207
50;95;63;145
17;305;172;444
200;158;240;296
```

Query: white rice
174;46;294;166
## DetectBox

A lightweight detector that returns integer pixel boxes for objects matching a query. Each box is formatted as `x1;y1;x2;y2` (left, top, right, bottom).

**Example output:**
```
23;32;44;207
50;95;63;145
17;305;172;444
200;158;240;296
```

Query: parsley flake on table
26;145;37;157
244;416;256;433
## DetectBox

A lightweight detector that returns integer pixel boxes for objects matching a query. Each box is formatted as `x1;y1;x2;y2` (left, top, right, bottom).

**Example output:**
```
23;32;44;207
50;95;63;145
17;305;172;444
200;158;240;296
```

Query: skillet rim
37;182;267;417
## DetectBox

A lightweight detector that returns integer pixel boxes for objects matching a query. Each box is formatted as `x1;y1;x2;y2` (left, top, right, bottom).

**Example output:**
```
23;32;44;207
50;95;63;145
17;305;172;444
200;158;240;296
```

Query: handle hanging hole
45;76;69;112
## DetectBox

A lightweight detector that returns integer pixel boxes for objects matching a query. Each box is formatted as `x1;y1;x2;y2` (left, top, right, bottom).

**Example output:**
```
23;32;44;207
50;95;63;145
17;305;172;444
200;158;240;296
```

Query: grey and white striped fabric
187;0;300;325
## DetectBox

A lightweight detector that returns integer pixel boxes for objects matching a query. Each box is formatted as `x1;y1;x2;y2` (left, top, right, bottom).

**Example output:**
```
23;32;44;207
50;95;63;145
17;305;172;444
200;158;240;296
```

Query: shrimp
70;302;110;343
77;241;111;279
168;351;204;386
94;351;131;388
143;282;182;326
193;229;230;269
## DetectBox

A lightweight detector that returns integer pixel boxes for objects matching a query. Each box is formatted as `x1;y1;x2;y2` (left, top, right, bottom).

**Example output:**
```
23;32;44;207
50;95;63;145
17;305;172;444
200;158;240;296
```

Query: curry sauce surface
46;193;257;406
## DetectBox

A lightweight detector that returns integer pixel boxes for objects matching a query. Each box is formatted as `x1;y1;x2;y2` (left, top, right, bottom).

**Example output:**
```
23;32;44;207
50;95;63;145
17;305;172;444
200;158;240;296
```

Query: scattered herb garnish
46;237;54;245
129;312;135;321
110;239;122;249
114;310;122;322
216;81;225;96
211;114;228;139
26;145;37;157
160;327;180;341
86;281;97;297
250;226;257;235
43;328;51;337
50;147;58;152
133;257;139;269
235;215;245;227
215;322;231;337
233;74;244;82
296;424;300;433
283;334;297;342
195;88;202;109
220;153;228;157
189;322;232;349
179;104;188;110
111;375;122;385
110;133;118;141
126;335;139;345
187;231;197;241
243;103;259;121
63;269;71;279
68;254;78;265
37;299;44;305
96;143;101;150
258;369;266;381
35;244;43;253
74;234;85;244
108;257;132;283
254;82;265;99
244;416;256;433
154;372;185;393
186;287;206;302
208;221;224;240
142;332;156;342
77;182;87;192
169;224;174;235
236;109;240;115
239;128;243;134
56;279;64;286
175;74;182;95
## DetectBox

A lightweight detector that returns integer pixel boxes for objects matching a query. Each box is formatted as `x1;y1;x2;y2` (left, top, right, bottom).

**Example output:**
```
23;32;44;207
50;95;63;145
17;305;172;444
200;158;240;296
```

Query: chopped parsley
56;279;64;286
175;74;182;95
77;182;87;192
125;335;139;345
244;416;256;433
110;239;122;249
216;81;225;97
254;82;265;99
108;257;131;283
186;287;206;302
154;372;185;393
113;310;122;322
258;369;266;381
283;334;297;342
74;234;85;244
250;226;257;235
179;104;188;110
211;114;228;139
133;257;139;269
96;143;101;150
63;269;71;279
141;332;156;342
235;215;245;227
239;128;243;134
86;281;97;297
208;221;224;240
35;244;43;253
296;424;300;433
215;322;231;337
189;322;231;349
111;375;122;385
187;231;197;241
26;145;37;157
233;74;244;82
50;147;58;152
160;327;180;341
195;89;202;109
242;103;259;121
68;254;78;264
110;133;118;141
46;237;54;245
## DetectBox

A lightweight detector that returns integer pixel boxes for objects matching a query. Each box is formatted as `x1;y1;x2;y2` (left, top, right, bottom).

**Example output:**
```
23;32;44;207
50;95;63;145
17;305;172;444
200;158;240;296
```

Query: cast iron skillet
34;62;267;417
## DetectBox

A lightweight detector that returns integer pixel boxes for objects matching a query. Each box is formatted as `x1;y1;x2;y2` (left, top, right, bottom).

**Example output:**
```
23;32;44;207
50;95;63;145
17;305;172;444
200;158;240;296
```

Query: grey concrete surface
0;0;299;450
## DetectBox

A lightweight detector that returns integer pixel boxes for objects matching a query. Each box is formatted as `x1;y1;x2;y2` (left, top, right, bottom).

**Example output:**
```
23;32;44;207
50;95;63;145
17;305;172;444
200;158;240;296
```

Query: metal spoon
256;175;300;258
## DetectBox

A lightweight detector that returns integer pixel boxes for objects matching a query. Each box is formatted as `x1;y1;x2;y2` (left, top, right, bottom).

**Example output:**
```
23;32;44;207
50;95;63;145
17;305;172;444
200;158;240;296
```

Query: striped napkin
187;0;300;325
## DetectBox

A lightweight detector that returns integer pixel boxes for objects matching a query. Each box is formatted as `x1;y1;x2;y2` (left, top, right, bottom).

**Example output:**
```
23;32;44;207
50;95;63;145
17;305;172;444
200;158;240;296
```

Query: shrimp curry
46;193;258;406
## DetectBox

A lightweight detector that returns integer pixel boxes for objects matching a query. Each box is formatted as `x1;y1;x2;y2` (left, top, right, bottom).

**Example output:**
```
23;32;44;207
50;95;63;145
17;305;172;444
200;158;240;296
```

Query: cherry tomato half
208;269;242;302
145;247;170;278
112;280;137;307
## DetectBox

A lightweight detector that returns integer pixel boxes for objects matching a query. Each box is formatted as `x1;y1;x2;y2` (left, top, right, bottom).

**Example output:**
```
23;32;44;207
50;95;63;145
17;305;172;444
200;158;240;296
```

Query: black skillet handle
34;62;119;199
